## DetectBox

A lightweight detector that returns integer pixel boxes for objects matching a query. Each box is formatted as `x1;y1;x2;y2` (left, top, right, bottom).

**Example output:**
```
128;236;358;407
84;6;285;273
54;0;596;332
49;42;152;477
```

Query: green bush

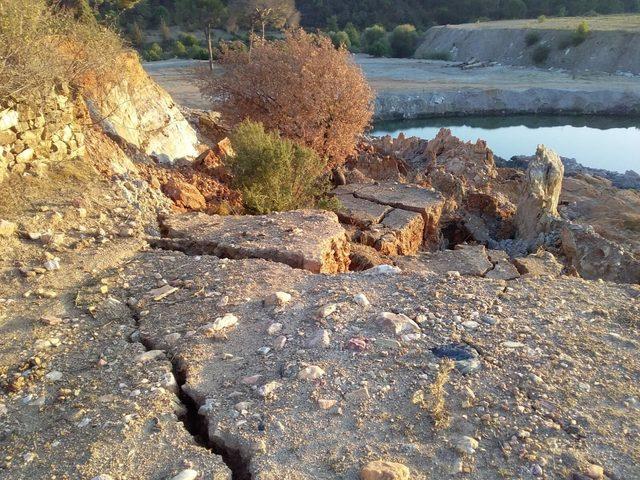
575;20;590;42
537;15;547;22
525;31;541;46
390;24;418;58
144;42;164;61
227;121;331;214
178;33;199;47
188;44;209;60
330;31;351;49
362;24;386;51
173;40;188;58
344;22;361;50
421;50;452;61
532;45;550;64
367;38;391;57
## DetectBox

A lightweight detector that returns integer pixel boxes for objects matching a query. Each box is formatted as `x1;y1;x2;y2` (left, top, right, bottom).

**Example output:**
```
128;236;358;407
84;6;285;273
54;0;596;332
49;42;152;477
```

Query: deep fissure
129;309;252;480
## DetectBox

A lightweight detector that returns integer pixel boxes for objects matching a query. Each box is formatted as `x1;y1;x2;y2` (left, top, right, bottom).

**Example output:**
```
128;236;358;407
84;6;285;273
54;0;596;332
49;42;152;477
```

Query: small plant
532;45;550;64
537;15;547;23
227;121;332;214
412;359;455;429
525;31;541;47
574;20;590;43
421;50;452;61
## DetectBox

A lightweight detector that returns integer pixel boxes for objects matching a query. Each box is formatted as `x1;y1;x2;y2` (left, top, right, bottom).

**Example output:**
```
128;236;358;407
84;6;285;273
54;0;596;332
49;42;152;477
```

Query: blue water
372;116;640;174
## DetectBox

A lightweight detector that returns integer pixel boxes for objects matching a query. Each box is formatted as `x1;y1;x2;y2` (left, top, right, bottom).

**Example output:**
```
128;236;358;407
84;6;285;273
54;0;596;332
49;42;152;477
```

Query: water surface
372;116;640;173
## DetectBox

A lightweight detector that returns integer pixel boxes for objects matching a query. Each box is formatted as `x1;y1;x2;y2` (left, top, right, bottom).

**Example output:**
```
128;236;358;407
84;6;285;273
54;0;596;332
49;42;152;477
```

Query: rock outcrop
158;210;351;273
515;145;564;249
83;53;199;163
334;182;445;254
561;223;640;284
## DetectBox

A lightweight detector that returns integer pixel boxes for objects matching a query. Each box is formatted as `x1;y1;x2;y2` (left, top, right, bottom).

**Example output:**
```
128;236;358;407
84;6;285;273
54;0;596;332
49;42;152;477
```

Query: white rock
264;291;292;306
298;365;325;381
134;350;164;363
0;109;19;131
91;475;115;480
43;259;60;271
45;371;63;381
378;312;421;336
462;320;479;330
316;303;337;318
257;381;281;398
170;469;199;480
354;293;370;307
364;265;401;275
210;313;239;331
267;322;283;336
502;341;525;348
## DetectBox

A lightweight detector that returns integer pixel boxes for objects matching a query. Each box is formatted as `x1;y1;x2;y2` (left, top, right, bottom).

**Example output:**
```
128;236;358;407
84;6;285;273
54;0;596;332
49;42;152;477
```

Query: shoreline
373;87;640;121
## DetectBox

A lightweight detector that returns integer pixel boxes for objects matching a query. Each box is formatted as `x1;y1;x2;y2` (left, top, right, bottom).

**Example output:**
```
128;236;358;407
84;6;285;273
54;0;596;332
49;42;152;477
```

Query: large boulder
515;145;564;248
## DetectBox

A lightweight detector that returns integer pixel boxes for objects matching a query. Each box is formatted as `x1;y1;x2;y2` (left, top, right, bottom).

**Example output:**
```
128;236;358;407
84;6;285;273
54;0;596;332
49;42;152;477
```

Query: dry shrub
0;0;124;101
412;359;455;430
198;29;374;170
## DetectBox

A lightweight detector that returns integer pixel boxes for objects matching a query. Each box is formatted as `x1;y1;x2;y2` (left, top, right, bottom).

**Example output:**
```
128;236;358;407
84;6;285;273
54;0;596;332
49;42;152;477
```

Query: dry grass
450;14;640;32
412;359;455;429
0;0;125;102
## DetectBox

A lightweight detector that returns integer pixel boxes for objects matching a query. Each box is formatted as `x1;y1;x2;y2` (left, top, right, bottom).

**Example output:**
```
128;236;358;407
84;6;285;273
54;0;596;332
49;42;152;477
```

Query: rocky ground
1;55;640;480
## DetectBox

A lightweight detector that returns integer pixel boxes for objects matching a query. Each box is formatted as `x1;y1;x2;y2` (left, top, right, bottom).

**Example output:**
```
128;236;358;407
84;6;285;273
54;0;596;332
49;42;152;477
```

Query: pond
371;116;640;174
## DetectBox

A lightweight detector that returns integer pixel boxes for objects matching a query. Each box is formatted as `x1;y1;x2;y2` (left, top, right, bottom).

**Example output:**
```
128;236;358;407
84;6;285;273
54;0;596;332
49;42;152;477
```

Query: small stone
91;475;115;480
375;338;401;350
210;313;239;331
378;312;420;336
502;341;525;348
307;329;331;349
461;320;479;330
267;323;283;336
454;436;479;455
148;285;178;301
345;386;370;402
164;333;181;344
273;335;287;350
257;381;281;398
134;350;164;363
298;365;325;381
45;371;63;382
585;464;604;479
170;469;199;480
354;293;370;307
0;220;17;237
318;398;337;410
241;375;262;385
361;460;410;480
317;303;337;318
264;291;292;307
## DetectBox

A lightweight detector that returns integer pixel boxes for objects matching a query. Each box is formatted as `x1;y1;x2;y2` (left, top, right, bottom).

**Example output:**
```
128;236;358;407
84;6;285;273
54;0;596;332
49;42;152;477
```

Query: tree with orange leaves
198;30;374;170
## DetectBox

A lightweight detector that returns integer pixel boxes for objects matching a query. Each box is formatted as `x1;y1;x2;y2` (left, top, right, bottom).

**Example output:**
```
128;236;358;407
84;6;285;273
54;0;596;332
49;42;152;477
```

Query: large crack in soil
128;308;253;480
